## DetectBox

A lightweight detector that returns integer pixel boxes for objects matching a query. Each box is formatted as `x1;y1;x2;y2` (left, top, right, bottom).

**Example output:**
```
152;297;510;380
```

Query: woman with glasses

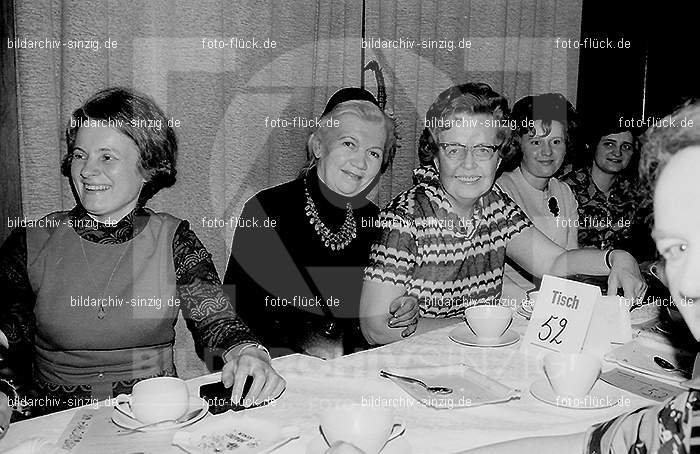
359;83;646;345
497;93;580;250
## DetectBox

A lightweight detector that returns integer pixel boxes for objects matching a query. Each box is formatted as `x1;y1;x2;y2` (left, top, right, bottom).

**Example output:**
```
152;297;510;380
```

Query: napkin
382;364;520;409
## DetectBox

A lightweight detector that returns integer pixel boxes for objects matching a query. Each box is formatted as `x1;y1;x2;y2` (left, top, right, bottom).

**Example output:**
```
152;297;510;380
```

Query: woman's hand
607;250;647;301
0;391;10;439
387;295;419;338
325;441;366;453
221;348;286;407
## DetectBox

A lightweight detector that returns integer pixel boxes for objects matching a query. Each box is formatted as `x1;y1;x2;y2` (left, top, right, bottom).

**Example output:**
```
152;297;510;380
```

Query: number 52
538;315;568;344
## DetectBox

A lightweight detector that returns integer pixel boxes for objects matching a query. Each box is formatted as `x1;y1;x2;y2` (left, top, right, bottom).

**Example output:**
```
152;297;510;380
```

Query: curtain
365;0;583;207
14;0;581;273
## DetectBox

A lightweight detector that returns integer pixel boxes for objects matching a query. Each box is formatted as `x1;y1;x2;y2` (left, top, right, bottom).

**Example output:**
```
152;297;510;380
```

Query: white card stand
522;275;632;357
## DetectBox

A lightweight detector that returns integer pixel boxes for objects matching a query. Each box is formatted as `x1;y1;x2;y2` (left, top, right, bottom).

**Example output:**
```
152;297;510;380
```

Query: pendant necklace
304;179;357;251
79;238;130;320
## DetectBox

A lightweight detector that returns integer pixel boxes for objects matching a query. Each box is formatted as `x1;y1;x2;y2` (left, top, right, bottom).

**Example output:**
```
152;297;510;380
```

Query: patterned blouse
562;167;643;251
586;386;700;453
0;206;258;383
364;166;533;318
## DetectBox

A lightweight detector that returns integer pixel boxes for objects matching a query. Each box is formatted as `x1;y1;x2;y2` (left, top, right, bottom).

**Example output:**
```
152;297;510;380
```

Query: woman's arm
507;226;645;298
0;228;35;383
173;221;285;405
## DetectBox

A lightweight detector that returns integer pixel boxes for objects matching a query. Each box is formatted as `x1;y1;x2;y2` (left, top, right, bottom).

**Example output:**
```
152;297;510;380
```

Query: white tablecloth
0;318;653;454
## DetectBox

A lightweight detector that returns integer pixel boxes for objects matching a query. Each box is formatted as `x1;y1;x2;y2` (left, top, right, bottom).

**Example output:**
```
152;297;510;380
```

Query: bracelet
0;379;18;410
238;343;271;360
604;249;615;269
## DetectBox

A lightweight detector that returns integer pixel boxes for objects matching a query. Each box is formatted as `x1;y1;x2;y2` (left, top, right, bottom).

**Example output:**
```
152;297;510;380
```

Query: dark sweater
223;170;380;358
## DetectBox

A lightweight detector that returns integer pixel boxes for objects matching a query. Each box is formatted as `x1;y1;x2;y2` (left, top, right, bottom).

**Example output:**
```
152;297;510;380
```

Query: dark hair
579;113;639;175
62;87;177;204
639;99;700;205
419;82;516;167
505;93;580;172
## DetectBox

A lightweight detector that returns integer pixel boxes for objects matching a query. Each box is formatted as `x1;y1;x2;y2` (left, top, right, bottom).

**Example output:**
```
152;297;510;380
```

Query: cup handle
386;418;406;443
114;394;135;419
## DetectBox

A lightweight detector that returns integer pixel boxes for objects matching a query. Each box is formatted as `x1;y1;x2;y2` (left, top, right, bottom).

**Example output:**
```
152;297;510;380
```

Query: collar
69;205;149;243
308;167;374;211
412;165;483;236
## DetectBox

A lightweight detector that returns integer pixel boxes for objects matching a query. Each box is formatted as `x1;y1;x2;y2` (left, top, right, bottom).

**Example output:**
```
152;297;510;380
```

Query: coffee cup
116;376;190;424
320;404;405;454
464;305;513;340
543;352;601;398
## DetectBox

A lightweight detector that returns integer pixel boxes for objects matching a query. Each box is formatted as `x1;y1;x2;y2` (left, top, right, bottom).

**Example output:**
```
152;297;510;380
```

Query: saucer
306;432;411;454
530;378;623;409
449;325;520;347
112;396;208;431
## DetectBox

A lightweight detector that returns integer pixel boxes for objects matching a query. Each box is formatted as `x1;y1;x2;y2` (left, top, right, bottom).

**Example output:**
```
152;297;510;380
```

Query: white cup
116;377;190;424
464;305;513;340
543;352;601;398
320;404;406;454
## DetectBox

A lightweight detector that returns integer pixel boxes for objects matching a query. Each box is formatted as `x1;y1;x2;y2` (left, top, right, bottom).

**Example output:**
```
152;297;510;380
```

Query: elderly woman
562;116;644;253
0;87;284;419
360;83;646;345
497;93;580;250
223;88;416;360
462;101;700;454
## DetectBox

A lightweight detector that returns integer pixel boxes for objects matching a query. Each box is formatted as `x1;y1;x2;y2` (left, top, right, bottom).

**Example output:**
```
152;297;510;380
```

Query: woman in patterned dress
360;83;646;345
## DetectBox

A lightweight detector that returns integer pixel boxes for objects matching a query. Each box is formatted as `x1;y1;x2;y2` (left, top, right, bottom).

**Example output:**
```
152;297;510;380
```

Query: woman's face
653;146;700;340
314;113;386;197
593;131;634;175
70;125;145;223
520;119;566;180
434;115;501;211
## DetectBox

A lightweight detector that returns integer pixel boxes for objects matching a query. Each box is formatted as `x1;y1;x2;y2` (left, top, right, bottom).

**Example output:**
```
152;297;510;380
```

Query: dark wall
576;1;698;133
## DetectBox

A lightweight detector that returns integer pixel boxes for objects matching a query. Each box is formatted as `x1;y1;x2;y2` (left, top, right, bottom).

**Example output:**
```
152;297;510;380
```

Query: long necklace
304;180;357;251
79;238;130;319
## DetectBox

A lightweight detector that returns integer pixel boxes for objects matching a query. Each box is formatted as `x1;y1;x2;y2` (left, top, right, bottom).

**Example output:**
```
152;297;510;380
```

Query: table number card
522;275;601;354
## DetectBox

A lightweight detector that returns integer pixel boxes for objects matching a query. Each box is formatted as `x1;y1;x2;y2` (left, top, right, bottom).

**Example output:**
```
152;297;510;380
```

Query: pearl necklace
304;180;357;251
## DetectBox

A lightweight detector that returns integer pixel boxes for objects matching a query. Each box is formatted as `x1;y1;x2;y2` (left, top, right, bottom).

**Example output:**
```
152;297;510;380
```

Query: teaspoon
379;370;453;394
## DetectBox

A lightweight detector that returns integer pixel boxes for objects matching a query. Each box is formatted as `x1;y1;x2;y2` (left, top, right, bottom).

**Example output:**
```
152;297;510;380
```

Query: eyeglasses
438;142;502;161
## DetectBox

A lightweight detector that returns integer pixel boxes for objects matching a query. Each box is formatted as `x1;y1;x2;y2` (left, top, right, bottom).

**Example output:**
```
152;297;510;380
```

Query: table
0;322;654;453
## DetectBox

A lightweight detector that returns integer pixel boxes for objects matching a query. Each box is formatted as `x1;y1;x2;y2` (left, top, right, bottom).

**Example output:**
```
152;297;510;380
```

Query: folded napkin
605;336;694;383
382;364;520;409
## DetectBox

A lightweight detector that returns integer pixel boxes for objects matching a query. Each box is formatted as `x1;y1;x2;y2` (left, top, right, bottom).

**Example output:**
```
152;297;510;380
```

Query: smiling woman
360;83;646;346
0;87;285;420
223;88;415;360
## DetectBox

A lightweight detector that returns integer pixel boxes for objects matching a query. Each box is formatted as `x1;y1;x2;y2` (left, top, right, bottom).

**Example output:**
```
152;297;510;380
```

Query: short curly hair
639;99;700;205
62;87;177;204
419;82;516;167
505;93;580;173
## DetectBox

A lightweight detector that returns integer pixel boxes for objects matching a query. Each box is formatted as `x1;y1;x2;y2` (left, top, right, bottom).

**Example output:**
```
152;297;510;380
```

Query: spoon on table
653;356;691;375
117;408;203;435
379;370;453;394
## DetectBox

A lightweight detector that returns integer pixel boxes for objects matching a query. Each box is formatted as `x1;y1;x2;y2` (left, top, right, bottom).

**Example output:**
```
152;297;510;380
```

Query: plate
112;396;208;431
449;325;520;347
530;378;623;409
306;432;411;454
173;414;299;454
